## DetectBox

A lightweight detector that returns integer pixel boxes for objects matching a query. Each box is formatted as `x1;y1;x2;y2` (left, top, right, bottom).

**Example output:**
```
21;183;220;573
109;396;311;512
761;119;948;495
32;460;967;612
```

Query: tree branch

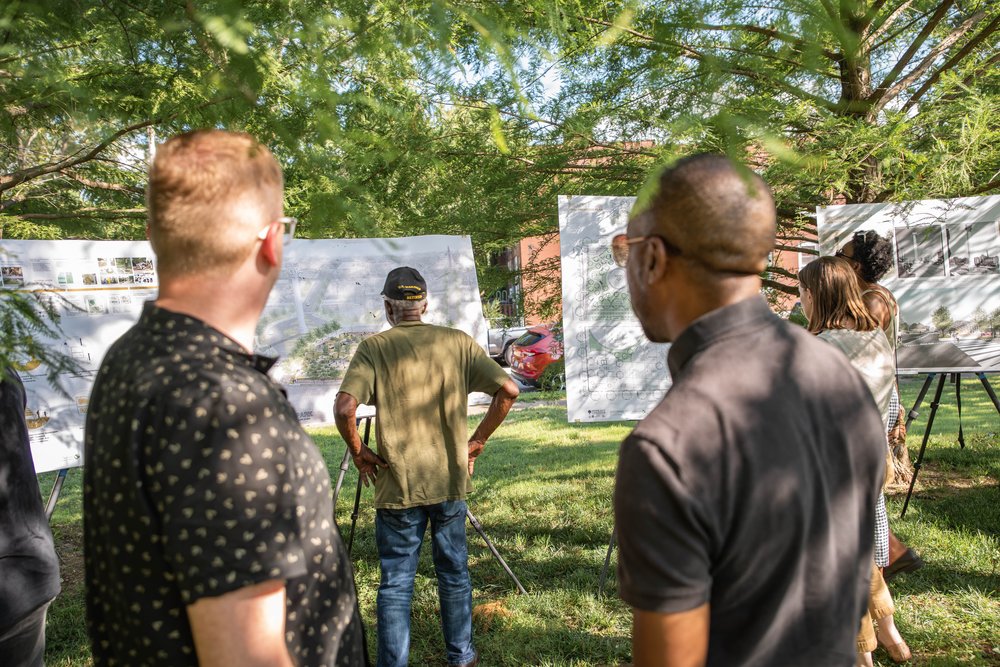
774;243;818;254
958;176;1000;197
0;38;98;65
863;0;922;52
868;0;954;104
762;277;798;295
576;16;838;111
901;14;1000;113
58;170;145;195
16;207;146;220
671;22;839;61
0;120;157;193
0;99;225;194
874;9;987;113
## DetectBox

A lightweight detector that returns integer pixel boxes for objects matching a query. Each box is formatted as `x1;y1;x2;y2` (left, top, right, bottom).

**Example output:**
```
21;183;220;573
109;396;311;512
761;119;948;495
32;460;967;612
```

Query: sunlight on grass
40;387;999;665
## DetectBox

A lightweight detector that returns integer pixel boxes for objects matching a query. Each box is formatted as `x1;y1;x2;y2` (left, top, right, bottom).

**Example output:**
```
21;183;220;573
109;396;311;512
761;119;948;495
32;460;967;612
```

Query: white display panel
558;195;671;423
1;236;487;473
817;195;1000;373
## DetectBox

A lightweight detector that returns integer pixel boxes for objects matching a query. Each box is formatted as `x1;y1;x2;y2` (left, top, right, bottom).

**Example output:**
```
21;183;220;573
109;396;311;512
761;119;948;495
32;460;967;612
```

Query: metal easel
332;414;527;594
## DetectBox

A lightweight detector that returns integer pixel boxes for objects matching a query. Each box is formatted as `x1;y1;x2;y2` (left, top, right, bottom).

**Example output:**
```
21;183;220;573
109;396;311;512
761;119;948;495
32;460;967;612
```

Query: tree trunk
836;1;883;204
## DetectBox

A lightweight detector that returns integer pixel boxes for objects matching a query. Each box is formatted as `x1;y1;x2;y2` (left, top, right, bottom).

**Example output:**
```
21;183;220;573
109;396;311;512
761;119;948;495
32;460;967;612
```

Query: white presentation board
558;195;671;423
0;236;487;474
817;195;1000;373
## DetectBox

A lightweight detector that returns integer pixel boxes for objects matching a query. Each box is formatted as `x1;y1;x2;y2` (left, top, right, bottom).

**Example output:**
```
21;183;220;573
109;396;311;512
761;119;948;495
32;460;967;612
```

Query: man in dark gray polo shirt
611;154;886;666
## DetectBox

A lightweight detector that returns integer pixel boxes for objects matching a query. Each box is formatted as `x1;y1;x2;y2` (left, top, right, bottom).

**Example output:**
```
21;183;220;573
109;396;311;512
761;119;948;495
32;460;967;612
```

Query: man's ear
259;222;281;268
421;301;428;314
643;236;670;285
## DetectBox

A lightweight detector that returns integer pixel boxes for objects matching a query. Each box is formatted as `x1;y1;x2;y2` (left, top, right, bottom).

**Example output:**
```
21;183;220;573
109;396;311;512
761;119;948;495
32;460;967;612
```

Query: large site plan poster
0;236;486;474
558;195;671;423
817;195;1000;373
258;237;488;425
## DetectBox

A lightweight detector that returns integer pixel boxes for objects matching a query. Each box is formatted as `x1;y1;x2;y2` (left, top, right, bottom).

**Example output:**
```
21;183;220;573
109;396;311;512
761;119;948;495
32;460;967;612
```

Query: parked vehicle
487;324;528;366
509;324;563;386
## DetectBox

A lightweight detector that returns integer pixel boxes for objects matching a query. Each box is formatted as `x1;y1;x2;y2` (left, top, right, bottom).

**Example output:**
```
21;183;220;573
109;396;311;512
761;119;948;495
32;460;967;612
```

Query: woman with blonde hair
798;256;912;665
839;230;924;581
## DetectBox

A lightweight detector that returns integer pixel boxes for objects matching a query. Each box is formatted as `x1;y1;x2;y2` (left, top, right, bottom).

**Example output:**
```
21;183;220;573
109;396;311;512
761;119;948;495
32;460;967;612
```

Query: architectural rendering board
817;195;1000;373
558;195;671;423
0;236;487;474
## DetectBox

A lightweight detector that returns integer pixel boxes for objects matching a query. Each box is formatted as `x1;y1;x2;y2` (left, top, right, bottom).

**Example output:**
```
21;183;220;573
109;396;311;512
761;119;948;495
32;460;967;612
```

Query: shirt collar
138;301;278;373
667;295;776;377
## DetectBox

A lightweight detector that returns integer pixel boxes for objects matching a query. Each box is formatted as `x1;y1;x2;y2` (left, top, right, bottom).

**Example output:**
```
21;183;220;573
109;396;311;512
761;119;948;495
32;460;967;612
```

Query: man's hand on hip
468;439;486;476
353;445;388;487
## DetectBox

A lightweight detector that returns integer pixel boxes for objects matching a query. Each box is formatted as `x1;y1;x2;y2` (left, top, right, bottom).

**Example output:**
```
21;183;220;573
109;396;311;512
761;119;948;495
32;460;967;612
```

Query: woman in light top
838;231;924;582
799;256;911;666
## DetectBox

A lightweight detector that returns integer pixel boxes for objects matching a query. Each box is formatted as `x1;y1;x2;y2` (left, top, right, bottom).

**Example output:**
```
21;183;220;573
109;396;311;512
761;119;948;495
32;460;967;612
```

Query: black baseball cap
381;266;427;301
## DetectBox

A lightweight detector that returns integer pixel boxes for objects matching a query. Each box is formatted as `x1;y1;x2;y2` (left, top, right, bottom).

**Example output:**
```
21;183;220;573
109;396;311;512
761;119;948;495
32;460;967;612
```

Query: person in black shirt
611;154;887;666
83;130;368;666
1;367;60;667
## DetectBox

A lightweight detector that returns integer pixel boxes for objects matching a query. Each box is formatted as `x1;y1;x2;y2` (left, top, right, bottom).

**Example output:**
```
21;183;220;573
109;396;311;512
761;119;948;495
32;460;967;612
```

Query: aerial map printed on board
0;236;487;474
817;195;1000;374
558;195;671;423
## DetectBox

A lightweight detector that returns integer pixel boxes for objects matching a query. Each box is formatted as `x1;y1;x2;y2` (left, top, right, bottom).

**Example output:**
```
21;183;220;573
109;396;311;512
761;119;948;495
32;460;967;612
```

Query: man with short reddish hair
84;130;368;666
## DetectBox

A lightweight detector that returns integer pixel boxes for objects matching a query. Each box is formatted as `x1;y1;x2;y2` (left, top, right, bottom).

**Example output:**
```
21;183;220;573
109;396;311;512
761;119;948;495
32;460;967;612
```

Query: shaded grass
39;376;999;665
885;376;1000;666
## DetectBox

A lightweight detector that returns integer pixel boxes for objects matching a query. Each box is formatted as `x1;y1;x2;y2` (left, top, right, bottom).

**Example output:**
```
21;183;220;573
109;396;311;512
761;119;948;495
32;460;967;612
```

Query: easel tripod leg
977;373;1000;414
44;468;69;521
901;373;947;518
466;508;527;594
347;417;372;556
333;447;352;508
598;527;616;597
904;373;935;430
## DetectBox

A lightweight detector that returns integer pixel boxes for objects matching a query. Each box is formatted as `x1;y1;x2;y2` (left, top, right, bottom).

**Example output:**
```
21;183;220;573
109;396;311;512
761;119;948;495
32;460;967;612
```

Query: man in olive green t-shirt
335;266;519;667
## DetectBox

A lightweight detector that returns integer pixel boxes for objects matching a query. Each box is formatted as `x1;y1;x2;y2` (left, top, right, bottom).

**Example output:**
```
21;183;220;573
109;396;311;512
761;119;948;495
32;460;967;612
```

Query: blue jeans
375;500;475;667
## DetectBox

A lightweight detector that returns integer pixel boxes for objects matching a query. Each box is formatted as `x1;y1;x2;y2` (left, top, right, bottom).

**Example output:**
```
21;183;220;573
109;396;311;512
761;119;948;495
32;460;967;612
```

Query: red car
509;324;563;386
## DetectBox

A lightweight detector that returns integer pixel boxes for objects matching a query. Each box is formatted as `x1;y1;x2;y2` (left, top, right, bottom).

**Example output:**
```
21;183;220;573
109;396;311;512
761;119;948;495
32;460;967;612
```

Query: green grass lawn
40;376;999;666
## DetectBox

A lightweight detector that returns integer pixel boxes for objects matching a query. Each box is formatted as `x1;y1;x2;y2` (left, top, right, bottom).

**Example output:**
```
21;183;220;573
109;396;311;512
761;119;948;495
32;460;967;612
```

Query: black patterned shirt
83;302;368;666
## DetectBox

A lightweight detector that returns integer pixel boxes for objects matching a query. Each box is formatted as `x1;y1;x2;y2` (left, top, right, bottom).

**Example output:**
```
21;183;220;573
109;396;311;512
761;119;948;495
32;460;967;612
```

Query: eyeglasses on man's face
257;216;297;245
611;234;650;267
610;233;682;268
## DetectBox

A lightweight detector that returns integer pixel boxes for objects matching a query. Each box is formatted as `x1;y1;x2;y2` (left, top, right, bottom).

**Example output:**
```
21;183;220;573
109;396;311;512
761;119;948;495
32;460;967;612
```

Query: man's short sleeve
340;338;376;404
614;432;712;613
466;337;510;395
142;390;309;605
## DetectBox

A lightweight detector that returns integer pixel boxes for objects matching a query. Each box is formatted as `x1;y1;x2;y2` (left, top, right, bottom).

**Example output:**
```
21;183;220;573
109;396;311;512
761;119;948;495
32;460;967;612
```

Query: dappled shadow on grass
885;462;1000;599
475;622;630;667
45;522;92;665
337;517;631;666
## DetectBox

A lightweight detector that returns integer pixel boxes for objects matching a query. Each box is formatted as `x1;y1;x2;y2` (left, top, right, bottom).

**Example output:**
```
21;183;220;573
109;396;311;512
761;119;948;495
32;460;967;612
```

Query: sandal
878;640;912;663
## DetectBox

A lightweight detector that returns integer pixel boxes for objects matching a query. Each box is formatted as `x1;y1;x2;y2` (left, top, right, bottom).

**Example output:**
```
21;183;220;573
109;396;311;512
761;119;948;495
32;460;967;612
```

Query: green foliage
537;359;565;391
2;0;999;354
787;305;810;329
0;286;82;394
